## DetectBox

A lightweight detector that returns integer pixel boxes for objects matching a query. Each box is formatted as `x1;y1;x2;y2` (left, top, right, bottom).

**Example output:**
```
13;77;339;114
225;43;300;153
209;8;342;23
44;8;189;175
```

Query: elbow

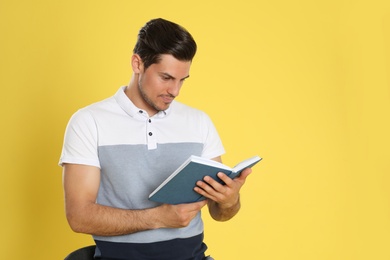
65;208;89;234
65;199;98;234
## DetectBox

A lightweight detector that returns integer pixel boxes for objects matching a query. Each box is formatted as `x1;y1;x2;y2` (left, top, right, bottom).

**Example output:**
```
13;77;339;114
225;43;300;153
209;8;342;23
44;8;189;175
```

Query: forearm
63;164;206;236
66;201;161;236
207;195;241;222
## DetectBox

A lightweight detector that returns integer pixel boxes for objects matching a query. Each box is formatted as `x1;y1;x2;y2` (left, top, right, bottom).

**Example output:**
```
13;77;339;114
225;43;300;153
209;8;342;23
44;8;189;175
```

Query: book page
232;156;262;173
190;156;232;171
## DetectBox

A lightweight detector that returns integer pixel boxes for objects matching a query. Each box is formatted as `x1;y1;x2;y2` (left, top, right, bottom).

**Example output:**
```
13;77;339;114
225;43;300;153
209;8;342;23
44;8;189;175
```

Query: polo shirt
59;87;225;259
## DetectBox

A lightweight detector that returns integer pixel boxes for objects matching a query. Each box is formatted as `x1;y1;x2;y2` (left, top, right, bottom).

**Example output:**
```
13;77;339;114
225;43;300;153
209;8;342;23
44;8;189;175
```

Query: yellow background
1;0;389;259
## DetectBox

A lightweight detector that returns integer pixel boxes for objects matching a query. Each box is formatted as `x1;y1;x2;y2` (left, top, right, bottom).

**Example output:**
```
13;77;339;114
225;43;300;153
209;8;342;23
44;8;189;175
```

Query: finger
175;200;207;213
203;175;226;190
196;179;217;193
182;199;207;208
200;176;230;196
216;172;234;186
236;168;252;182
194;181;220;200
195;199;208;208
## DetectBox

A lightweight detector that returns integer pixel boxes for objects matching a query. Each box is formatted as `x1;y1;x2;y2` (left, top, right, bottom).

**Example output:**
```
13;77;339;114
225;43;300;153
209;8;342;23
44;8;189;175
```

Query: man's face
137;54;191;115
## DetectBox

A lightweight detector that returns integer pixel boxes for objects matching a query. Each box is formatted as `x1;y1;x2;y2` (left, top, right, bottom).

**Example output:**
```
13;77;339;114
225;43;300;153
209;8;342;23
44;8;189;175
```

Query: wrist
145;206;163;229
219;194;240;210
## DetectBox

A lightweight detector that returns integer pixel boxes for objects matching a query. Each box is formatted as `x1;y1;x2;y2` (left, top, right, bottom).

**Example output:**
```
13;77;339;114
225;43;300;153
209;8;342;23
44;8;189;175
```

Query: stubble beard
138;79;164;113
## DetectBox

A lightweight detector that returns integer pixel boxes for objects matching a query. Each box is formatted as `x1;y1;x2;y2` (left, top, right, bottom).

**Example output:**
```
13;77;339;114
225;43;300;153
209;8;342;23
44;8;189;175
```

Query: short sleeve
200;112;225;159
59;109;101;168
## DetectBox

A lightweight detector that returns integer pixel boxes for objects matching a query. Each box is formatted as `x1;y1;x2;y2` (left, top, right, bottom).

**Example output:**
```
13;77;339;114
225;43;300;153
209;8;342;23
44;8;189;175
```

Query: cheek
146;78;167;94
140;73;158;88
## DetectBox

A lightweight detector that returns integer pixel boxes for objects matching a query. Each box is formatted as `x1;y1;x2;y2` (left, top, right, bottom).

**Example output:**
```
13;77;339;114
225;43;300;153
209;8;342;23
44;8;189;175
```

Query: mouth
160;95;175;104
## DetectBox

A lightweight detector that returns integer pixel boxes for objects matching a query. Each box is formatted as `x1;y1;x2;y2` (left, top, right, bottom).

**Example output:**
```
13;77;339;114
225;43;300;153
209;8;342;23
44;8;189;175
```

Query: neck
124;75;158;116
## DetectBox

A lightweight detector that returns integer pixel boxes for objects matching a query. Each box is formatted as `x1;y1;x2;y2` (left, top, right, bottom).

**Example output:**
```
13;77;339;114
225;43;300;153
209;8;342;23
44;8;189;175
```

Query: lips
160;95;175;103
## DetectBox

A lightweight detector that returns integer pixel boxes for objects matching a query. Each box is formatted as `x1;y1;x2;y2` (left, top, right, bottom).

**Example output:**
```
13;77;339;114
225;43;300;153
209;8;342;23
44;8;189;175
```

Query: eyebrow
160;72;190;81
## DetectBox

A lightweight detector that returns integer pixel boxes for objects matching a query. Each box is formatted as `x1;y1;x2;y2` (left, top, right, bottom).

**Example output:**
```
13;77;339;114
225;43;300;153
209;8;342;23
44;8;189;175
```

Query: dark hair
133;18;197;70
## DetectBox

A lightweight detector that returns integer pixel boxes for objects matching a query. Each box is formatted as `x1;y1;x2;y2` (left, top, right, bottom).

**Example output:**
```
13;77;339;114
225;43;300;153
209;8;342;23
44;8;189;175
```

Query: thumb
237;167;252;182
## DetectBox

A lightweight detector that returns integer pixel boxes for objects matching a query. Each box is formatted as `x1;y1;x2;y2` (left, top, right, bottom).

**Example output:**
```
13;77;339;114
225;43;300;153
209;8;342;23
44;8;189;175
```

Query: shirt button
139;110;143;113
148;132;153;136
148;119;151;123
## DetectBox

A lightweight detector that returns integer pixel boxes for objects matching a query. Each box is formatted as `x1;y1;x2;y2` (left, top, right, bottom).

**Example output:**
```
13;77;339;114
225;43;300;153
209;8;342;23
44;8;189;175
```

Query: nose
167;81;182;97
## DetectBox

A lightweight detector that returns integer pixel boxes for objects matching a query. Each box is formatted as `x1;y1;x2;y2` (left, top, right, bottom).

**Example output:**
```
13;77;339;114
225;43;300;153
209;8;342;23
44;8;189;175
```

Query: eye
160;74;172;81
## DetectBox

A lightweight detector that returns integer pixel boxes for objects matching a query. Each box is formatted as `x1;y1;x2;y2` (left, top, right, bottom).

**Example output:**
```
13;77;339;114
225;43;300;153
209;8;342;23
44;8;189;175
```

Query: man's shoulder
83;95;116;110
68;96;117;124
74;95;116;114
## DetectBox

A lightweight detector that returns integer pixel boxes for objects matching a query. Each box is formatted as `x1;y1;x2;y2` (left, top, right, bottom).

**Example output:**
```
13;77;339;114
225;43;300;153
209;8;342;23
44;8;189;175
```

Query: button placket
146;117;157;150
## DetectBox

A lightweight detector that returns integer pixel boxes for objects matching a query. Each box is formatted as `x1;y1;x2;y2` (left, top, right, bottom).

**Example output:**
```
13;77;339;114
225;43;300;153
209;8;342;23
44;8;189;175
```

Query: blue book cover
149;155;262;204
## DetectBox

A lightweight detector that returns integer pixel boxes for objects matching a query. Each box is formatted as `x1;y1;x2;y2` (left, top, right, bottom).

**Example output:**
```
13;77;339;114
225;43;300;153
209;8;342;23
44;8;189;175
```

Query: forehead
150;54;192;78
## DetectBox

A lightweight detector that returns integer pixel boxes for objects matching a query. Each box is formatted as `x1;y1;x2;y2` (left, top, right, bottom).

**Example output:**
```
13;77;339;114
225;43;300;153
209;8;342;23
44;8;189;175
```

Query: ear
131;54;143;73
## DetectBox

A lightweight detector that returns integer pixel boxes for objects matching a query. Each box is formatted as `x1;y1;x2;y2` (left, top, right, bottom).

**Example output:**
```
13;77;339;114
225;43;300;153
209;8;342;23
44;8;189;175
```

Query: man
60;18;252;260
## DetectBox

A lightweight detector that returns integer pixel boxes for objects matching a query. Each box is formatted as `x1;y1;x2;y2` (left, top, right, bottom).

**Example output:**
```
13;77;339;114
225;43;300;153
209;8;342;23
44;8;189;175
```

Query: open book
149;155;262;204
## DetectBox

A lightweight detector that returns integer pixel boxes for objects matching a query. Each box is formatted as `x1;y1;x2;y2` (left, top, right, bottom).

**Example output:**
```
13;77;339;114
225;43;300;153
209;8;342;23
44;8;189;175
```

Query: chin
158;103;171;111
